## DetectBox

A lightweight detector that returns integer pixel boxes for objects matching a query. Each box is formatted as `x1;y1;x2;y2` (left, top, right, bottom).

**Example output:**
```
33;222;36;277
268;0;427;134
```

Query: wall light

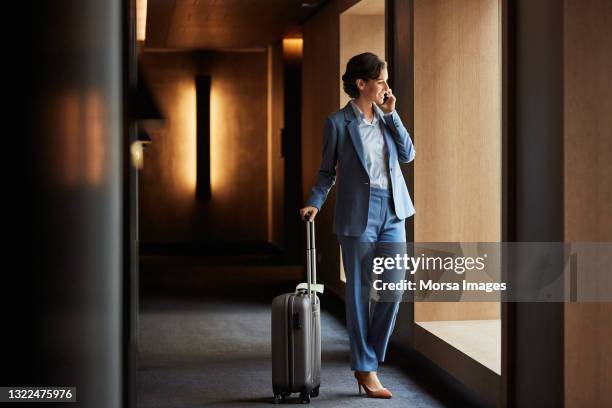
282;37;303;61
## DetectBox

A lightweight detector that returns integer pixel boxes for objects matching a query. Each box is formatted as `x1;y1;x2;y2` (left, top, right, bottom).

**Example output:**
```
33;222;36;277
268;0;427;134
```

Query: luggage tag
296;283;324;294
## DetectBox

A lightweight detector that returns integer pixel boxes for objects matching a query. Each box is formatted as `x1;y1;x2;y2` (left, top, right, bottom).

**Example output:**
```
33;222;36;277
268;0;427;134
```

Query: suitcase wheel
299;392;311;404
310;386;319;398
272;394;282;404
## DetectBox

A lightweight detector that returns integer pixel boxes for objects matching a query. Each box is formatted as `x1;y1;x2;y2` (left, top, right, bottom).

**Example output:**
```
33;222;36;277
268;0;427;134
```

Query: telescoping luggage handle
296;213;324;298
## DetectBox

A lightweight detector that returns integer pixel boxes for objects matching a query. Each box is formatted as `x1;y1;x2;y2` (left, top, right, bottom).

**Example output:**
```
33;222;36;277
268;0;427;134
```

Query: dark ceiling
145;0;324;51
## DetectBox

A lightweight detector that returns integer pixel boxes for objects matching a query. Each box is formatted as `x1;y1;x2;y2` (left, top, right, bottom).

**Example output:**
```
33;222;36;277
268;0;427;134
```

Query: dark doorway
283;48;303;264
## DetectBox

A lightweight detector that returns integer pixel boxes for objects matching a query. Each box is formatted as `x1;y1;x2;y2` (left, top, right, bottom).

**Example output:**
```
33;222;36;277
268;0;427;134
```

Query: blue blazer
306;101;416;236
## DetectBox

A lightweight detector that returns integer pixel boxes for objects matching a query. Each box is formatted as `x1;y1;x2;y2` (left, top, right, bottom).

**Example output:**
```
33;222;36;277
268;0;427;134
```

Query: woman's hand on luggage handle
300;206;318;222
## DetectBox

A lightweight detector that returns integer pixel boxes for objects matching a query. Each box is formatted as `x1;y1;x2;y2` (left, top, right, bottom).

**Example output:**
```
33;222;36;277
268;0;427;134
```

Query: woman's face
357;67;390;104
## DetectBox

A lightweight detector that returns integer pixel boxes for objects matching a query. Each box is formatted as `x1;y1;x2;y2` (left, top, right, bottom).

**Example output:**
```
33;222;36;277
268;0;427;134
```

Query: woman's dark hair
341;52;387;99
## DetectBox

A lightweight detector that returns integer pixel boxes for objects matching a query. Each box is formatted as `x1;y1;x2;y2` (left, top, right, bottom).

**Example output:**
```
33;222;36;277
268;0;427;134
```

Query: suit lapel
343;103;368;172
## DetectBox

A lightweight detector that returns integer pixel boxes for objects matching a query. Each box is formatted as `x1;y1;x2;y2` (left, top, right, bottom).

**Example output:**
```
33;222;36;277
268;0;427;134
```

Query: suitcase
271;219;321;404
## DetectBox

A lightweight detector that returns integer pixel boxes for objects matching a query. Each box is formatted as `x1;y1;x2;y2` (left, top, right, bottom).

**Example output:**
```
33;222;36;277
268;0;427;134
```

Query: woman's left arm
384;111;415;163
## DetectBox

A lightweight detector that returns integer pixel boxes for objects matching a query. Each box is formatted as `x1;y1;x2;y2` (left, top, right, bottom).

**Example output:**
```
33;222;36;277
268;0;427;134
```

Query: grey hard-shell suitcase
271;219;321;404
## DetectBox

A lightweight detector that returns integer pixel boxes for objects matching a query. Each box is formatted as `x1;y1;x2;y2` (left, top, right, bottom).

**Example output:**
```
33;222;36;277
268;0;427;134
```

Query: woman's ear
356;78;365;91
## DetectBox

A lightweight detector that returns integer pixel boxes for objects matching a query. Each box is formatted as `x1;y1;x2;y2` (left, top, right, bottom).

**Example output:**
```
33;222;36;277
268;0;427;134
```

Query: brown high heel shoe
354;371;393;399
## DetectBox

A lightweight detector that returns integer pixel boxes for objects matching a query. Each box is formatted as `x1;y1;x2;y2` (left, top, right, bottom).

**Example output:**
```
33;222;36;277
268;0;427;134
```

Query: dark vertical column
388;0;414;244
283;54;303;263
509;0;564;406
124;0;138;407
501;0;515;406
195;75;212;201
387;0;415;345
2;1;125;407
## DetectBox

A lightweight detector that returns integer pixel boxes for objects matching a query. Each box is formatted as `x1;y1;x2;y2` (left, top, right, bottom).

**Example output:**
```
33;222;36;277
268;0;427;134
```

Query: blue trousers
338;187;407;372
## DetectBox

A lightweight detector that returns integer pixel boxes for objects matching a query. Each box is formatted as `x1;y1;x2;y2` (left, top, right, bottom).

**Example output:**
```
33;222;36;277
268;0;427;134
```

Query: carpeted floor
137;281;468;408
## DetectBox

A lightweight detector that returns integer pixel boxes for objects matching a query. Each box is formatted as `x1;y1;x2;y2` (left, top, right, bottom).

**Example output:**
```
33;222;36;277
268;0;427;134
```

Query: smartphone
383;92;389;104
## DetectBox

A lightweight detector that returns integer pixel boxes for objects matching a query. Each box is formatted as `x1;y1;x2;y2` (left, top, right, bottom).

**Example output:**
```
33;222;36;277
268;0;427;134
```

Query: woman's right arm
300;117;339;220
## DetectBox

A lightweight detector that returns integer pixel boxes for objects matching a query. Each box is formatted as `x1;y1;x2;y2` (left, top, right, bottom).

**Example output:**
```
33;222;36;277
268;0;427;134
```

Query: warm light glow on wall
282;38;303;60
209;81;223;195
84;89;105;185
136;0;147;41
49;89;107;187
175;80;197;194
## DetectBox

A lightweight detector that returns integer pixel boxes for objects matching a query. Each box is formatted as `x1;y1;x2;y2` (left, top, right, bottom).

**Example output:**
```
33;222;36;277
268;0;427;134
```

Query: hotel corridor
5;0;610;407
137;255;481;407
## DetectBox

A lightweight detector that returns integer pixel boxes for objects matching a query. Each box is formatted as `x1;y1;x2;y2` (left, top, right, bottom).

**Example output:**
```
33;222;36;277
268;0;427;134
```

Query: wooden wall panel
416;302;500;322
563;1;612;406
140;50;268;243
339;14;386;107
413;0;501;321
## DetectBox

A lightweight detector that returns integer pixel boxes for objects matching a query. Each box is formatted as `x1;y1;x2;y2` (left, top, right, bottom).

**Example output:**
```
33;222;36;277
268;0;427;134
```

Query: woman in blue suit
300;52;415;399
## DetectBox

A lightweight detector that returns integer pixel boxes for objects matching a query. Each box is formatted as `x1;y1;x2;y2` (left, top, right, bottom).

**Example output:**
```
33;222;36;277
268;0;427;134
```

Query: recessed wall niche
413;0;502;376
338;0;386;283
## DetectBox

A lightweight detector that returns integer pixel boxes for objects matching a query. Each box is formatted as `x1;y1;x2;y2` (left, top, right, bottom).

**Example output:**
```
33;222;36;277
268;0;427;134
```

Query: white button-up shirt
349;100;393;191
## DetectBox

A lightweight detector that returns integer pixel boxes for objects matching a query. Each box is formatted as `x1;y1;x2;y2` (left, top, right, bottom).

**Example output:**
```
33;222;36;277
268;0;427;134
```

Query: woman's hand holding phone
378;88;396;114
